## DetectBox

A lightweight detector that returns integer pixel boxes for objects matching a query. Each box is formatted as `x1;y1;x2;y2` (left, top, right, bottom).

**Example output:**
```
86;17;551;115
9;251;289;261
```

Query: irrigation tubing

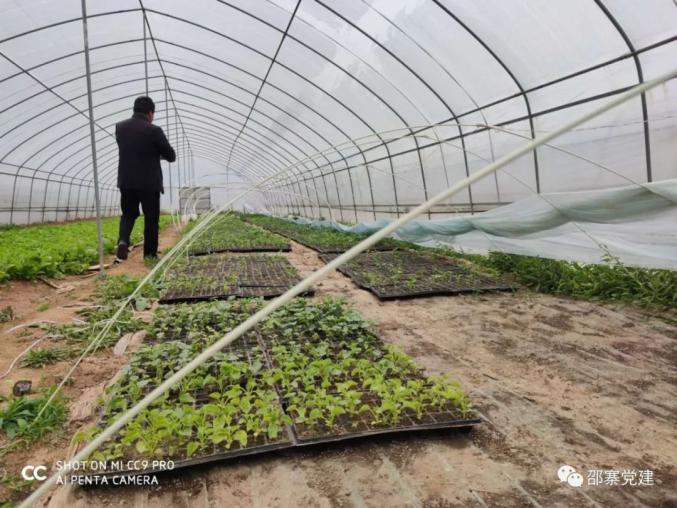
19;68;677;507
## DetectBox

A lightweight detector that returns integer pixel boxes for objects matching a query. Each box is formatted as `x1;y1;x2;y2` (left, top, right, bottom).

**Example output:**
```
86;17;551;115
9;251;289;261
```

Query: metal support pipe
143;12;148;95
80;0;105;277
164;82;173;211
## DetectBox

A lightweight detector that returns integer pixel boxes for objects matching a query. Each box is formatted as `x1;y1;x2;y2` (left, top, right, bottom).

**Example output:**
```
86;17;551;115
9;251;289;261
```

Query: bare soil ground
3;238;676;507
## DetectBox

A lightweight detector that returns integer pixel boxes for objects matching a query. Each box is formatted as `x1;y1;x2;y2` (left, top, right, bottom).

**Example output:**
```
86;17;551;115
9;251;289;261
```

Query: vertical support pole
143;12;148;95
175;106;181;197
164;81;173;212
80;0;105;277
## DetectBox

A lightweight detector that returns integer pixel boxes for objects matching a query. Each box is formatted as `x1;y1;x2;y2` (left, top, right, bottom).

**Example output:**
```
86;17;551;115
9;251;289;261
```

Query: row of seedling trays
158;254;312;303
321;250;513;299
242;214;410;253
186;214;291;255
242;214;511;299
76;298;478;479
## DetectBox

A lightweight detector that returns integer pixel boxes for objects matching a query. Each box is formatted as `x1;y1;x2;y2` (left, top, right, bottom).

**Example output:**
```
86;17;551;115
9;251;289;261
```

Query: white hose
19;68;677;508
0;338;43;379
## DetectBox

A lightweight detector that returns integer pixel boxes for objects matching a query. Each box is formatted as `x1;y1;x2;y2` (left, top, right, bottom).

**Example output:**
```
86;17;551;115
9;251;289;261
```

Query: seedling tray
186;215;291;255
158;283;240;303
189;244;292;255
294;414;480;445
80;429;294;481
243;218;403;254
320;251;513;300
82;299;478;484
159;254;312;303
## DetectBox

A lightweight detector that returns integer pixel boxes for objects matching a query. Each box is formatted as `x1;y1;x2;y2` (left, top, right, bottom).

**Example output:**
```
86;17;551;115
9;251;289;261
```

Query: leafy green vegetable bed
77;298;475;475
242;214;412;253
321;250;513;300
0;216;173;282
186;215;290;255
439;250;677;310
158;254;310;303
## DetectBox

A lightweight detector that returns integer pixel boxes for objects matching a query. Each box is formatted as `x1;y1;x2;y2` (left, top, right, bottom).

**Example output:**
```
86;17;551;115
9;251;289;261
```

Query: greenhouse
0;1;676;507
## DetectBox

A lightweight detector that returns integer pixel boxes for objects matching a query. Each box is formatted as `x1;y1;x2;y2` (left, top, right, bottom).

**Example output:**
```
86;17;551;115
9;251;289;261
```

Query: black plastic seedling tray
84;413;477;482
189;244;292;256
242;221;397;254
158;284;240;303
80;430;295;481
245;227;346;253
83;410;478;482
159;254;312;303
294;416;481;446
320;251;513;300
84;296;478;484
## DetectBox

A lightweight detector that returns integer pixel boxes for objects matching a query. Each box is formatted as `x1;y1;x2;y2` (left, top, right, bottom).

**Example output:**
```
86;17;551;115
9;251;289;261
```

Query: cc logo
21;465;48;481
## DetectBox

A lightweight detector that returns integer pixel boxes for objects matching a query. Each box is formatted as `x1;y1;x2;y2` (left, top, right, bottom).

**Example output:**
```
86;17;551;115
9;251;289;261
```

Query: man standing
115;96;175;261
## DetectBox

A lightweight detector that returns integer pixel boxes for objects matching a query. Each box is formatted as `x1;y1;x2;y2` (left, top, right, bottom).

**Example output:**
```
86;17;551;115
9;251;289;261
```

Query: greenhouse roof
0;0;676;226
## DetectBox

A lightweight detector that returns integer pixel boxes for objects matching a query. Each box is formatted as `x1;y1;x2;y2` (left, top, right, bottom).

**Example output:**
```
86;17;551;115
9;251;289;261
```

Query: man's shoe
116;243;129;262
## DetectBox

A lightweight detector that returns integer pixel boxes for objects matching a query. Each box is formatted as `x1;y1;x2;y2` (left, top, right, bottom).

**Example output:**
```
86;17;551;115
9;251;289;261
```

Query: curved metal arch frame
85;122;316;216
4;69;340;196
184;149;332;216
593;0;652;182
0;3;672;223
269;33;677;186
5;77;343;220
61;116;296;212
430;0;541;194
157;51;363;220
138;8;396;221
31;108;302;221
218;0;429;219
165;75;351;219
223;0;300;191
142;102;331;217
0;54;360;224
312;0;469;218
229;0;487;217
288;81;649;193
0;43;375;221
60;121;270;199
360;0;500;202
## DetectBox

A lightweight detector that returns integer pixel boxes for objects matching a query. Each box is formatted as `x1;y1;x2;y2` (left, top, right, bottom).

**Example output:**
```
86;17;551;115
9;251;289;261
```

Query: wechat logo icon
558;465;583;488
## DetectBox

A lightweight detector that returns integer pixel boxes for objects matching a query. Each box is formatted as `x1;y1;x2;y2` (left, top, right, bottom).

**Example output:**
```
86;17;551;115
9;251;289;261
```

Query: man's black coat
116;112;176;192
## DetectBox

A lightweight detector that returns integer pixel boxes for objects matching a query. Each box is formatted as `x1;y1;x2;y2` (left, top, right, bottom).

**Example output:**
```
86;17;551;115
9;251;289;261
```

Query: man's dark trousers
118;188;160;257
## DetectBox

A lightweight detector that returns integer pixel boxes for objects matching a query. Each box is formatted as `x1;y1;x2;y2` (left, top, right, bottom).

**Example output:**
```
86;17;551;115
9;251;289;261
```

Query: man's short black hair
133;96;155;114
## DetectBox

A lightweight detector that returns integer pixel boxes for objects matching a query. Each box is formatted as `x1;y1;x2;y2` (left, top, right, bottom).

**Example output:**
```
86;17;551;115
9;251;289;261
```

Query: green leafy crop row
242;214;412;252
438;249;677;309
0;216;173;282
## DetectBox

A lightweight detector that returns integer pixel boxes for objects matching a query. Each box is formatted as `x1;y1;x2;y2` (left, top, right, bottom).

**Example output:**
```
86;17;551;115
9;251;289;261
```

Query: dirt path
10;239;676;507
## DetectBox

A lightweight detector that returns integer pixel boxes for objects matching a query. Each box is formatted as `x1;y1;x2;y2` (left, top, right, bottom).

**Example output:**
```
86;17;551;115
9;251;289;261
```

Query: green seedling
0;387;67;442
0;306;14;323
21;347;70;368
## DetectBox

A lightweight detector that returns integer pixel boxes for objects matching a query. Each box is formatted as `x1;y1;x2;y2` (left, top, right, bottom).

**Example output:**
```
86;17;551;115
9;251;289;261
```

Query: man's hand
154;126;176;163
